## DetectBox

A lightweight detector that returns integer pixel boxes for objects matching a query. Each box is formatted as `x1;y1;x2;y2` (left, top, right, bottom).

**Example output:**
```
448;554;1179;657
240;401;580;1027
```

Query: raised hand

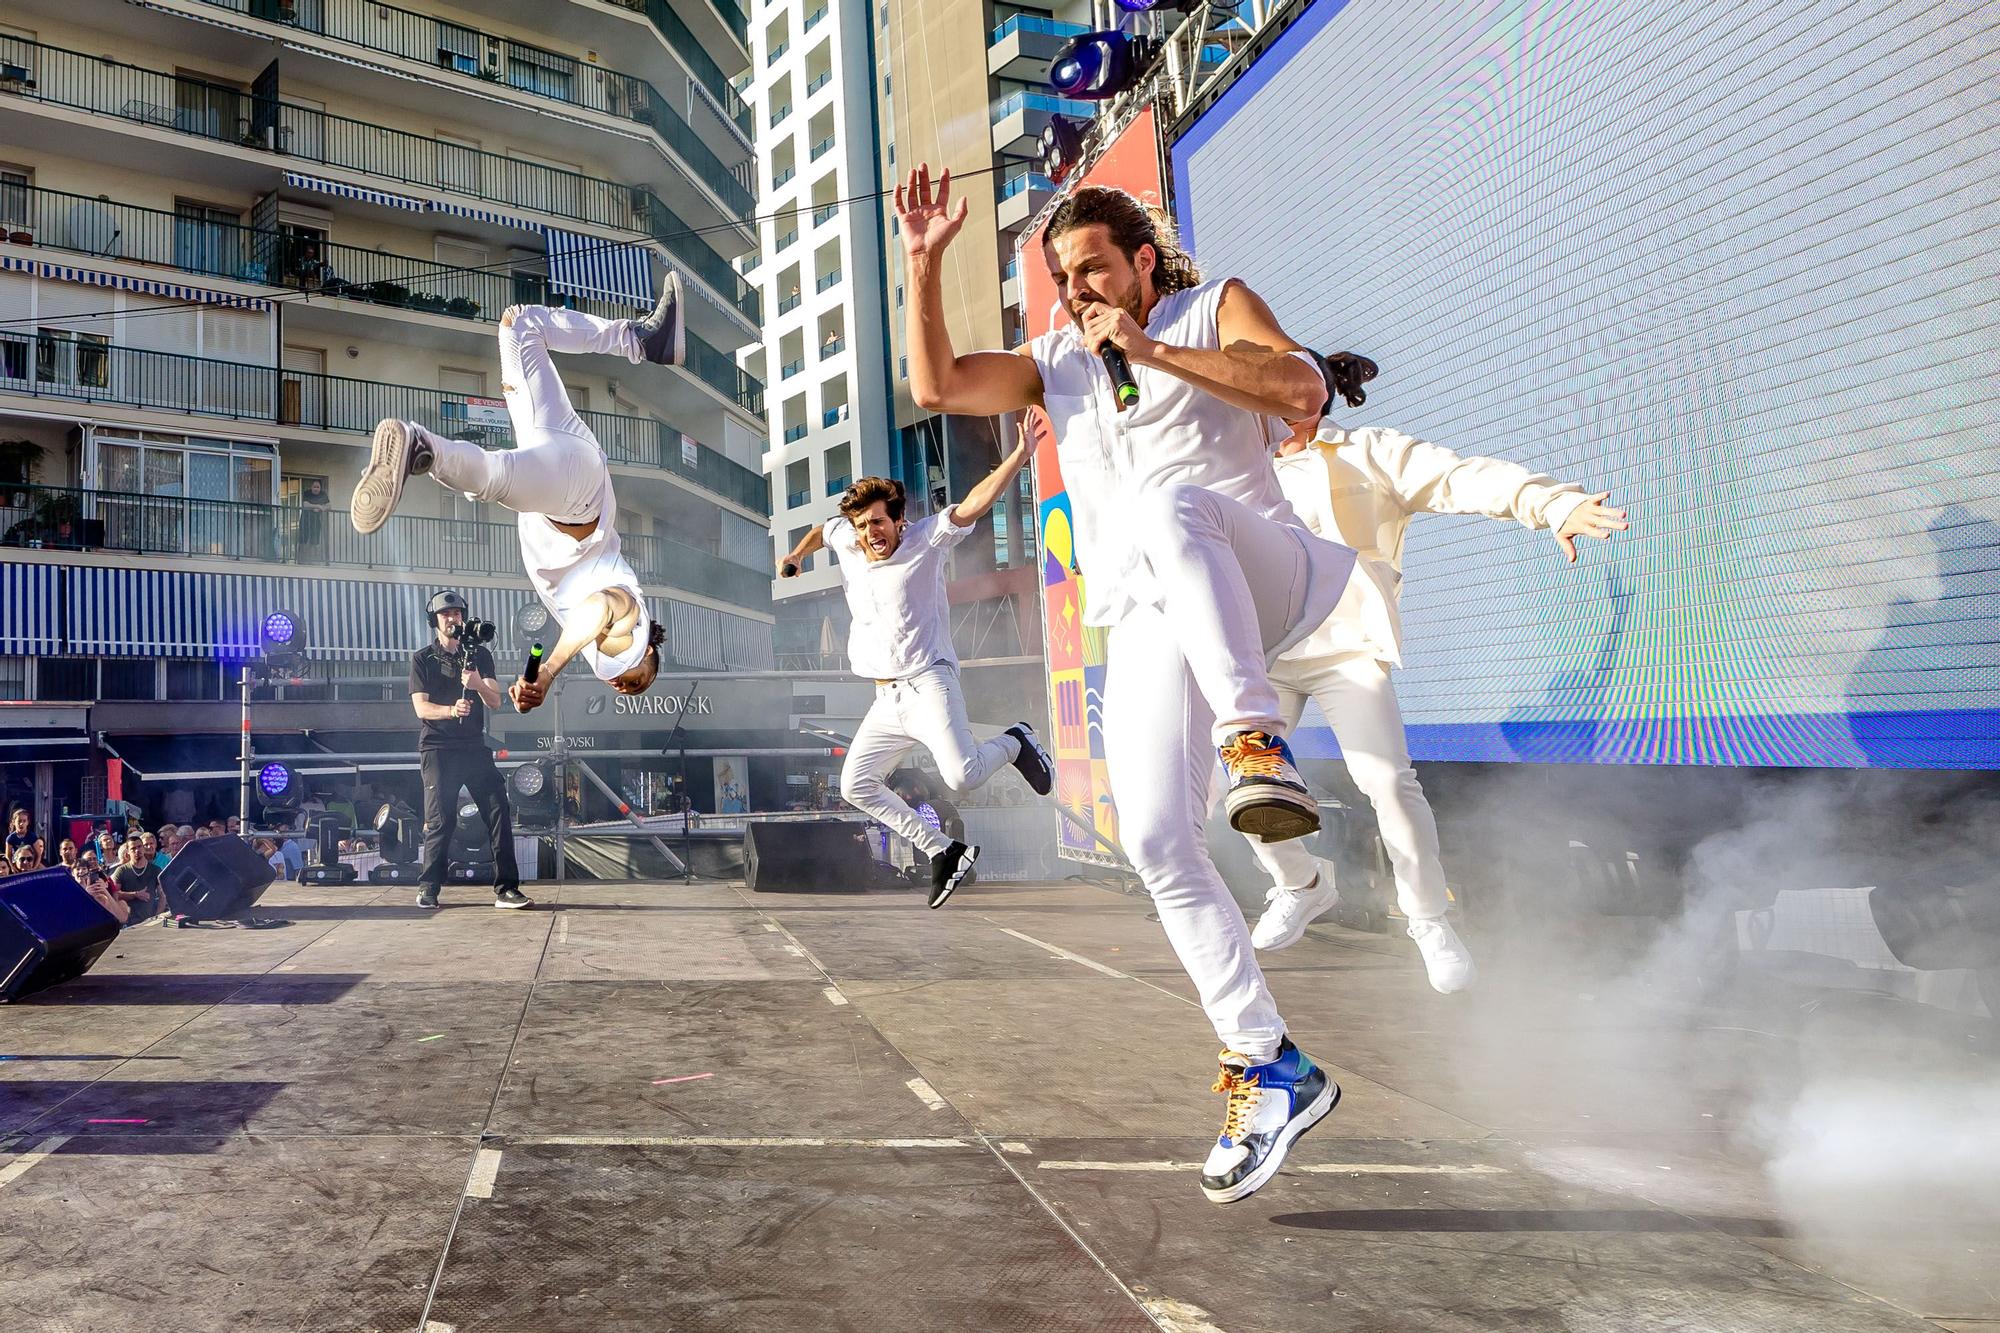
1556;493;1631;564
893;163;969;260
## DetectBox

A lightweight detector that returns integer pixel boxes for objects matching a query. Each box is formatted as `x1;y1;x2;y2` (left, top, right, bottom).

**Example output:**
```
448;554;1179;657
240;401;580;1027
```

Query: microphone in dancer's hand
523;642;544;684
1100;344;1139;409
780;560;799;578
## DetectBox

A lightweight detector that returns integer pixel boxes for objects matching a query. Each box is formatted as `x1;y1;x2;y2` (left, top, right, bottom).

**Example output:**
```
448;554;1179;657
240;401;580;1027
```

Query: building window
99;659;157;701
786;524;812;573
175;200;244;279
0;655;25;702
36;657;95;702
35;329;109;390
0;167;28;230
437;23;481;75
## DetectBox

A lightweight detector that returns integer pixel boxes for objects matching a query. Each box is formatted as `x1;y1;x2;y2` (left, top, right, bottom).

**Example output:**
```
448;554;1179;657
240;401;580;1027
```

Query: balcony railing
592;0;752;139
1;332;768;508
816;269;842;292
818;337;844;358
767;41;789;66
769;103;791;127
784;487;810;508
807;71;831;97
782;424;808;444
777;293;803;315
805;7;829;32
810;135;837;160
775;229;799;251
771;165;796;189
812;203;839;227
187;0;751;217
999;172;1055;201
0;483;770;608
824;472;850;494
989;14;1090;44
686;333;765;416
780;358;805;379
991;90;1094;122
821;406;847;428
0;36;756;323
1002;256;1020;279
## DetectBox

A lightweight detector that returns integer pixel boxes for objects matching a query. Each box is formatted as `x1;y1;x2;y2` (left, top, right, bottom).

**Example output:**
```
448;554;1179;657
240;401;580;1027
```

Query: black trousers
420;747;519;892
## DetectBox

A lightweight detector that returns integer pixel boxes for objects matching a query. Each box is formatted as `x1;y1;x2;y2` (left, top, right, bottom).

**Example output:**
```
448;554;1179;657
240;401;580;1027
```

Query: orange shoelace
1221;732;1286;780
1212;1062;1264;1142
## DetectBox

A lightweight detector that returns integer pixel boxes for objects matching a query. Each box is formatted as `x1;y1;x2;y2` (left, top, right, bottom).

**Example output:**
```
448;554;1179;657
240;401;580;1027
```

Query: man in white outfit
1245;366;1629;992
780;453;1056;908
348;278;689;703
897;164;1355;1205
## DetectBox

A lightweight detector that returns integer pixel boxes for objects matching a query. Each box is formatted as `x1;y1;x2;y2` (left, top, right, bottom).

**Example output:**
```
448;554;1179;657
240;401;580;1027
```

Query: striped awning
283;171;429;213
428;198;542;233
0;562;63;654
0;256;273;313
667;600;726;671
543;227;653;308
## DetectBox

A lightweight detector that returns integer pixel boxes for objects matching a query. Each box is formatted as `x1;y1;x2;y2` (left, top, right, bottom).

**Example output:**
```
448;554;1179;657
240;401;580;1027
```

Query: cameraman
409;591;531;910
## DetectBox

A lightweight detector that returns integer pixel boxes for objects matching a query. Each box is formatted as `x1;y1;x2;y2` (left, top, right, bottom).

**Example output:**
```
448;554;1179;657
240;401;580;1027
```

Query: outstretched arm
779;525;827;577
949;435;1033;525
1360;428;1631;563
1077;278;1324;420
898;164;1045;416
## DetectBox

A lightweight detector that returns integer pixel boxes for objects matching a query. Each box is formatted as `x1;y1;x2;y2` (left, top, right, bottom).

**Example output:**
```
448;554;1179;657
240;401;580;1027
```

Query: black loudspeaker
1870;880;2000;972
745;820;873;893
160;835;277;919
369;862;424;885
0;867;122;1002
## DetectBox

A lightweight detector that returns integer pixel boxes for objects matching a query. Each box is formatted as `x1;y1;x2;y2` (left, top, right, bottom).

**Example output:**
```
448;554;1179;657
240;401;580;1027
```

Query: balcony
805;7;829;32
767;41;790;66
824;473;850;495
0;483;770;609
775;228;799;251
812;203;839;228
778;293;803;315
769;103;792;127
784;487;811;508
590;0;753;140
815;269;842;293
0;332;769;508
818;337;844;359
821;405;848;429
988;14;1090;81
810;135;837;161
990;90;1094;156
0;37;757;325
997;172;1055;232
783;424;808;444
183;0;753;216
781;358;805;379
772;165;797;189
807;71;832;97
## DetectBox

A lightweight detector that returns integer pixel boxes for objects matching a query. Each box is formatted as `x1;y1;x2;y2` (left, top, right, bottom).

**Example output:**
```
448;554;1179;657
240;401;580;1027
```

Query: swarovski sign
582;692;715;718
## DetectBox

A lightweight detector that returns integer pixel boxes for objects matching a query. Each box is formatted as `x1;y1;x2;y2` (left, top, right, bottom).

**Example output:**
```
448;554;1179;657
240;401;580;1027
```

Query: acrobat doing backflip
348;278;691;707
780;447;1055;909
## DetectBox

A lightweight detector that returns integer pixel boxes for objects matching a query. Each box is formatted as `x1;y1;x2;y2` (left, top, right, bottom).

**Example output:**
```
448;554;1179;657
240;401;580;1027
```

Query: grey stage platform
1;875;1993;1331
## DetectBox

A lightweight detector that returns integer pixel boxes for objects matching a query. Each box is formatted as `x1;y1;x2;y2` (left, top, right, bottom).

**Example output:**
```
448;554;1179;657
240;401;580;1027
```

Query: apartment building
0;0;776;817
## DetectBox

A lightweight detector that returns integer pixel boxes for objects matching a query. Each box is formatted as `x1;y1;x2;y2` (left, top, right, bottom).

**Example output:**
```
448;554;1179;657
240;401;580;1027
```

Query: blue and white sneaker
1220;730;1319;842
1200;1037;1339;1204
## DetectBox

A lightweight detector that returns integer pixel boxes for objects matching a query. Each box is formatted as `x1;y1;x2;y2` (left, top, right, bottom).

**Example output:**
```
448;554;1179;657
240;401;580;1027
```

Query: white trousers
426;306;639;524
1131;485;1353;744
839;663;1019;858
1103;489;1355;1061
1247;656;1450;920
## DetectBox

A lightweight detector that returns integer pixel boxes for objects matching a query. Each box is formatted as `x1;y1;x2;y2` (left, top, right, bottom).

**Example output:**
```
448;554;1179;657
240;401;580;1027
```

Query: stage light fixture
514;599;552;642
1040;113;1090;184
257;762;299;808
1114;0;1206;10
509;760;556;826
1049;31;1159;101
260;608;308;669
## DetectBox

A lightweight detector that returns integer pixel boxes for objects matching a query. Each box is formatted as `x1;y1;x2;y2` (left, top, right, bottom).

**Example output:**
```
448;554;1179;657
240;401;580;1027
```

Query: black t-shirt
410;641;497;751
4;831;32;858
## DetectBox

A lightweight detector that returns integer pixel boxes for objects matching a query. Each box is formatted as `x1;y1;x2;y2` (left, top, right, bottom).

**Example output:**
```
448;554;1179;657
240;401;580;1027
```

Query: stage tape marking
997;928;1131;979
464;1148;503;1199
514;1136;973;1149
1144;1297;1229;1333
905;1077;949;1111
423;1322;456;1333
1036;1160;1510;1175
761;923;781;932
556;913;569;944
782;945;804;957
999;1141;1032;1155
0;1135;72;1190
823;987;848;1006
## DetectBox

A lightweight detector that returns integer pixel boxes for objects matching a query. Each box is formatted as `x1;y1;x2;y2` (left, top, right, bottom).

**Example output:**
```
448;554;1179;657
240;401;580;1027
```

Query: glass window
0;168;26;229
99;659;156;701
165;659;220;701
36;657;95;702
100;442;143;495
0;655;25;702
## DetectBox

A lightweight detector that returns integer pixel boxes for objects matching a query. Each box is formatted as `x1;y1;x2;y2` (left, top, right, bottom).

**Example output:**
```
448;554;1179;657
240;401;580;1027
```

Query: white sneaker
1250;866;1340;951
1407;916;1475;994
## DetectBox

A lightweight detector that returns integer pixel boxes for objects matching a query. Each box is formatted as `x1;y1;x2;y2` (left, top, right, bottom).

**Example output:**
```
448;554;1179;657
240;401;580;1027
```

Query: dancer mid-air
899;162;1356;1205
350;280;687;708
779;448;1055;909
1240;355;1630;992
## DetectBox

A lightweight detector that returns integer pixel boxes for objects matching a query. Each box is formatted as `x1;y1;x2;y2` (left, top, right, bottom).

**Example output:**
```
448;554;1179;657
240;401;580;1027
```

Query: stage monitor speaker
369;862;424;885
0;867;122;1002
745;819;873;893
161;835;277;919
446;862;493;884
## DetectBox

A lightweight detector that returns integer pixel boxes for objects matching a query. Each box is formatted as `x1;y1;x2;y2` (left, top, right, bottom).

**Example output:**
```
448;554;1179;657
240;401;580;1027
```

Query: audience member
12;846;38;874
148;831;170;870
74;860;129;925
5;808;33;860
254;836;286;879
110;839;162;924
57;838;79;870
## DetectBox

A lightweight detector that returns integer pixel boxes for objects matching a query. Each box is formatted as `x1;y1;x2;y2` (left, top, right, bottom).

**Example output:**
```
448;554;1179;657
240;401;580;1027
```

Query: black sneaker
634;271;685;367
416;886;440;909
493;887;533;910
1005;722;1054;796
351;419;434;535
927;841;977;909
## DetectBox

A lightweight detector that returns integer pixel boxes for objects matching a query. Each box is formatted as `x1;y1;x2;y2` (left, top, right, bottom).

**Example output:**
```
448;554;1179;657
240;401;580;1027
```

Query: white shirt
518;469;653;681
1274;426;1590;667
824;508;977;680
1027;279;1314;628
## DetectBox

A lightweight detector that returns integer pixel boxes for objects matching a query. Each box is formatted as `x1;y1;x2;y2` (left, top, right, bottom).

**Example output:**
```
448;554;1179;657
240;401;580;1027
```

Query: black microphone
523;642;544;684
1100;344;1139;409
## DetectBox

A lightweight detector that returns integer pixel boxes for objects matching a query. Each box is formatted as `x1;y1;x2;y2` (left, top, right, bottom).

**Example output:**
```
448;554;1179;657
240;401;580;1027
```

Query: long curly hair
1046;186;1202;296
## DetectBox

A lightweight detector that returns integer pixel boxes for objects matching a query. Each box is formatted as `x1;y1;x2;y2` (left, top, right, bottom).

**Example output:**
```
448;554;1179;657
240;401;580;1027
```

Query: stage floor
2;875;1993;1332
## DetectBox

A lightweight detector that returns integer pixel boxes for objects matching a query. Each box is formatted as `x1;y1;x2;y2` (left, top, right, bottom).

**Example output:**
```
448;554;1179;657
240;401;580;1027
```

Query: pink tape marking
87;1118;149;1125
650;1073;714;1086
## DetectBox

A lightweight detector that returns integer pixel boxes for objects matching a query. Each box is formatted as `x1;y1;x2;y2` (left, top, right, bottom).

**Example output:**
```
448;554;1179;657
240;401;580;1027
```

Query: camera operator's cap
426;589;469;623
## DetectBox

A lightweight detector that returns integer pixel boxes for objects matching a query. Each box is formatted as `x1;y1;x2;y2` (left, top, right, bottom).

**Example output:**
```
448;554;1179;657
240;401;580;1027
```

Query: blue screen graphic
1173;0;2000;768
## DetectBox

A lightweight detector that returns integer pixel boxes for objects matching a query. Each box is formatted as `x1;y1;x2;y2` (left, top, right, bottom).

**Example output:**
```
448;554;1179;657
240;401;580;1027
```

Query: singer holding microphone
898;165;1356;1207
408;590;531;910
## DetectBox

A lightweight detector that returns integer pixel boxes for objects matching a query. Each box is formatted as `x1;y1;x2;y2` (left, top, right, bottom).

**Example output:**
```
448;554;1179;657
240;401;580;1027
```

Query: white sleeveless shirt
1027;279;1305;627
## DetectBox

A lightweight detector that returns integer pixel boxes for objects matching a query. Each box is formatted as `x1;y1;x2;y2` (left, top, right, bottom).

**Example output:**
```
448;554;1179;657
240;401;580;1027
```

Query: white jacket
1275;426;1591;667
